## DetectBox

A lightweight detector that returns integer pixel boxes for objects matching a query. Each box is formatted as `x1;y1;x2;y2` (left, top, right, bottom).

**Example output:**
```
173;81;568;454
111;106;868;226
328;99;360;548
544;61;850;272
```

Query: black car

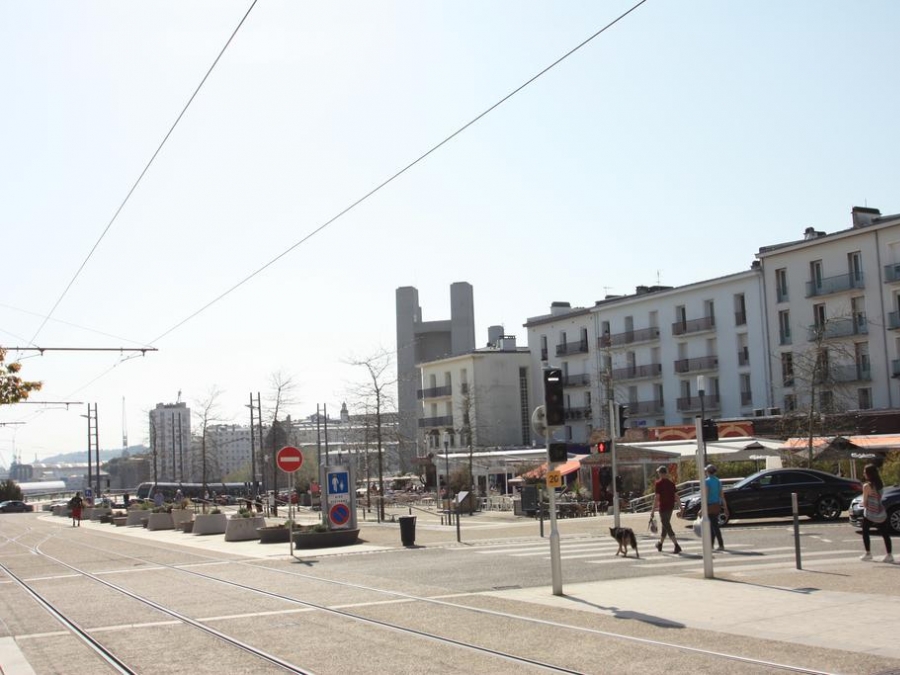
849;485;900;535
0;500;34;513
678;468;862;525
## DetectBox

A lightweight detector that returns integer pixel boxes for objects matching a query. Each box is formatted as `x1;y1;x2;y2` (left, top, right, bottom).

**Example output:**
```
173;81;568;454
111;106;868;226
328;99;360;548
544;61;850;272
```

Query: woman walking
860;464;893;563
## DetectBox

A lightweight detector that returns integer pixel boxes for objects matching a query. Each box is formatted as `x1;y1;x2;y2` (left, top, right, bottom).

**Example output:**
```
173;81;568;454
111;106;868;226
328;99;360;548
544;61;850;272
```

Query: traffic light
616;403;629;437
701;418;719;442
596;439;611;454
548;442;567;463
543;368;565;427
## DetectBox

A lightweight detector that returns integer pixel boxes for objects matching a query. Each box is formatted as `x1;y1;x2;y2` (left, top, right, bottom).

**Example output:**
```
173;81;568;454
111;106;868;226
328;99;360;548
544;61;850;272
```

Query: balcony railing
416;385;452;400
806;317;868;341
738;349;750;366
564;406;592;421
674;355;718;374
611;363;662;381
806;272;865;298
630;399;664;415
735;310;747;326
601;326;661;348
672;315;716;336
556;341;589;356
776;287;788;303
676;394;720;412
885;262;900;283
889;312;900;330
418;415;453;428
780;329;792;346
830;364;872;383
562;373;591;387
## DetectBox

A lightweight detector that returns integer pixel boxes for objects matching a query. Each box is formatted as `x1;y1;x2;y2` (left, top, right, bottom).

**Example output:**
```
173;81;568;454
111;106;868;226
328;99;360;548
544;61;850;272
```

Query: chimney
803;227;826;240
851;206;881;229
550;302;571;316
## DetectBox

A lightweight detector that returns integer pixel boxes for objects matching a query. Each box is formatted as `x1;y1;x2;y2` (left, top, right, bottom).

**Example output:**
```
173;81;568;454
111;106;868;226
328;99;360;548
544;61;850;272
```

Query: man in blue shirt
705;464;729;551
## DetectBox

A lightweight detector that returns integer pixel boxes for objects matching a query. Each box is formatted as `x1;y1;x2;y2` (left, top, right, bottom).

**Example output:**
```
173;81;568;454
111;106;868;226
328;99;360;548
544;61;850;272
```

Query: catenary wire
27;0;259;347
149;0;650;345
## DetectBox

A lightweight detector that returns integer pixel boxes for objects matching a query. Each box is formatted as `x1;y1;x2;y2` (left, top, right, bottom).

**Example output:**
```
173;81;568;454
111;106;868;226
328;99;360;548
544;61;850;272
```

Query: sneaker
860;552;872;561
655;541;662;552
716;545;725;551
673;544;682;554
883;554;894;564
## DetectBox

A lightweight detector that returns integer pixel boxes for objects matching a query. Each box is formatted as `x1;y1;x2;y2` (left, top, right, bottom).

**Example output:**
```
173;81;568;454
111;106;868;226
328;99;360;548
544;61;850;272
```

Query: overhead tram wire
149;0;650;345
27;0;260;347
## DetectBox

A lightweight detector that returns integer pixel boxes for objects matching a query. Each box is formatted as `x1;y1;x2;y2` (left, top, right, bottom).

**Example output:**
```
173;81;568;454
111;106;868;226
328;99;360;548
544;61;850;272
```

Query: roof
619;436;784;462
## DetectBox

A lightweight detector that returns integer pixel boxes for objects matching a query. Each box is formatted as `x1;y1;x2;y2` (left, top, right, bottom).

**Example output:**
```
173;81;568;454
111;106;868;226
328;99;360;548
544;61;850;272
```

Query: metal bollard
792;492;802;570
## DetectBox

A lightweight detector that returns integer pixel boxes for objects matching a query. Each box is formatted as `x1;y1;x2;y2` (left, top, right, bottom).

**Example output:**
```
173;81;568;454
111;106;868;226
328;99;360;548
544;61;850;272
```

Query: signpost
322;465;356;531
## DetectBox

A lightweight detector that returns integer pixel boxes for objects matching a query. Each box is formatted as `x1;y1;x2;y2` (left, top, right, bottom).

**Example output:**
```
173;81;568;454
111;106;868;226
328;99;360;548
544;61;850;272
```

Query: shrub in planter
292;525;360;549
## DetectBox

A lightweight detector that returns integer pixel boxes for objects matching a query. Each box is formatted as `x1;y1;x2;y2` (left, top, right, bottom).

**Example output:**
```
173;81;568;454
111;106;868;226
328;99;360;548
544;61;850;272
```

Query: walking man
651;466;681;554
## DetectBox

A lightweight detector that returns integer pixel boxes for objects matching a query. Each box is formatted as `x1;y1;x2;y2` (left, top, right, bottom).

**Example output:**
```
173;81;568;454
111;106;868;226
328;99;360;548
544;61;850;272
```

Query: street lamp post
696;375;713;579
443;433;451;525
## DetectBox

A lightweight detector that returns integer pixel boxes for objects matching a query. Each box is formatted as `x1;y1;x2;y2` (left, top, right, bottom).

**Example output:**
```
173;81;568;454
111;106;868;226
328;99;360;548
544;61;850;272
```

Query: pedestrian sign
321;464;356;531
327;471;349;495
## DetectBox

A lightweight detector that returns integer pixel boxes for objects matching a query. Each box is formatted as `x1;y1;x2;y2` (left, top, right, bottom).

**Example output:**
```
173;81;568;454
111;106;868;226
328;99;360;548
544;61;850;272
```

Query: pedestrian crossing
463;535;864;572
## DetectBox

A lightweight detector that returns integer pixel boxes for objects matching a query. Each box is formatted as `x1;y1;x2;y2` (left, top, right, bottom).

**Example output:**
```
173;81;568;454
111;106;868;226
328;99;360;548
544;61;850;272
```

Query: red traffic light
596;440;610;454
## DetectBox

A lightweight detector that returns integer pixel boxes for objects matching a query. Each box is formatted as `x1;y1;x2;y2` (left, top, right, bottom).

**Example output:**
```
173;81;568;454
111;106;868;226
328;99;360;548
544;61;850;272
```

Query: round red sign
276;446;303;473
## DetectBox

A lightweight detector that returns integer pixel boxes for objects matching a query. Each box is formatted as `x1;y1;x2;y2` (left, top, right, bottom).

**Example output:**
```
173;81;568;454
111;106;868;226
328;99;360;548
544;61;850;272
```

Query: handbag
648;516;658;534
692;517;703;538
864;491;887;524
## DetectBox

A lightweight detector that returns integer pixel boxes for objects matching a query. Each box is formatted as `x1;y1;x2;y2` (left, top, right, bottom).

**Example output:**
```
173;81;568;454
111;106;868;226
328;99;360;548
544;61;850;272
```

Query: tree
0;479;23;501
192;387;223;494
263;371;297;516
347;350;395;522
0;348;42;405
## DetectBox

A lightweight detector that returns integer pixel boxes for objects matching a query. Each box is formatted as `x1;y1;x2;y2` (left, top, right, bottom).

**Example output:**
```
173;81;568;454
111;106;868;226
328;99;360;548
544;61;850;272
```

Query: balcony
889;312;900;330
556;341;589;357
738;349;750;366
418;415;453;428
806;272;865;298
611;363;662;381
830;364;872;383
674;355;718;374
564;406;592;421
672;315;715;336
776;287;789;303
562;373;591;388
416;385;451;400
885;262;900;283
676;394;720;412
735;310;747;326
600;326;660;348
630;399;664;415
806;317;868;341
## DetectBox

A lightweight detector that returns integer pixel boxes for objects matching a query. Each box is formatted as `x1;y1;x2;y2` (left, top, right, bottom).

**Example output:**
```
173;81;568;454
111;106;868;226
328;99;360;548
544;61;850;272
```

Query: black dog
609;526;639;558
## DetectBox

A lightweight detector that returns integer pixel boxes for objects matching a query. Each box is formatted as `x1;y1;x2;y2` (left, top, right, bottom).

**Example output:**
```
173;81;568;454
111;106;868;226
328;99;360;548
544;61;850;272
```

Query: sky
2;1;899;465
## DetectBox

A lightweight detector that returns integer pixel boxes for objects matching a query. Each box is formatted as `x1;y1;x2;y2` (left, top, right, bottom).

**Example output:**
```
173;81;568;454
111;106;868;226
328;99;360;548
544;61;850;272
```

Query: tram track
2;520;843;675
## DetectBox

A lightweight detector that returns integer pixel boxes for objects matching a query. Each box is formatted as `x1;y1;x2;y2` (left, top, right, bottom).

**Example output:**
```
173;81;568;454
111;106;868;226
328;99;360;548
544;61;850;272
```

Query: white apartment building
148;402;191;482
757;206;900;416
525;270;769;444
204;424;254;479
418;329;532;453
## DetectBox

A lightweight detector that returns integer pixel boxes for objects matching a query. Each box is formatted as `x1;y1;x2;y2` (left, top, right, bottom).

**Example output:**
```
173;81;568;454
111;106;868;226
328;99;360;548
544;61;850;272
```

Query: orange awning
523;457;582;479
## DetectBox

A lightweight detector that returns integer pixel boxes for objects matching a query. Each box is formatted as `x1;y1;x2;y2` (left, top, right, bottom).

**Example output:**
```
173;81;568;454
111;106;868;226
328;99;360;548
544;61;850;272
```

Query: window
858;388;872;410
784;393;796;412
813;303;826;329
851;296;866;332
580;327;588;349
819;390;834;412
781;352;794;386
734;293;747;325
810;260;823;290
776;268;788;302
849;251;863;283
540;335;548;361
779;310;791;345
704;299;715;322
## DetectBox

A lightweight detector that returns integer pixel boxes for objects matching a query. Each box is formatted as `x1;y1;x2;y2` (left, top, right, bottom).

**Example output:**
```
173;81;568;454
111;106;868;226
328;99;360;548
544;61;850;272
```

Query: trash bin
399;515;416;547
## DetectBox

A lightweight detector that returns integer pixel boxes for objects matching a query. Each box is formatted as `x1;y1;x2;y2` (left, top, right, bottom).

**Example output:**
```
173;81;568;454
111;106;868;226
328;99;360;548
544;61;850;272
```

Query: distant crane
177;390;182;404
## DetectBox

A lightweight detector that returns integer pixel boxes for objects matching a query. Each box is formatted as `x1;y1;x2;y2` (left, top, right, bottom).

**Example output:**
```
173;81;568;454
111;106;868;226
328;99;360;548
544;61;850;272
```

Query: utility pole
249;393;257;494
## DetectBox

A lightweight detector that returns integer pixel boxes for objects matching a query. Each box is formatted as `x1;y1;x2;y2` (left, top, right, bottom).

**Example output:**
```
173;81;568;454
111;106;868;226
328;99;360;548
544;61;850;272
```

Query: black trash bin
399;515;416;547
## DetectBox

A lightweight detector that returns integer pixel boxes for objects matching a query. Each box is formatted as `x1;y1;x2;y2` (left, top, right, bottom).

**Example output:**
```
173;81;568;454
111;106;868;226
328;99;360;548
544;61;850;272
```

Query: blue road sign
327;471;349;495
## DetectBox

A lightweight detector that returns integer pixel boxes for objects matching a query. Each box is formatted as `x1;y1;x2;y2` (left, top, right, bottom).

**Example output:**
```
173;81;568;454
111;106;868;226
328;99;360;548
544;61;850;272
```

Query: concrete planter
170;509;194;529
257;526;291;544
113;517;128;527
147;512;174;531
192;513;227;535
53;505;68;517
224;516;266;542
292;528;360;549
180;520;194;533
126;510;148;527
89;507;112;521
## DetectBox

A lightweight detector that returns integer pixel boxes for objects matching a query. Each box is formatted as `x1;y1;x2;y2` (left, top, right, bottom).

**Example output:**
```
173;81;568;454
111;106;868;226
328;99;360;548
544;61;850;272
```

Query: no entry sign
276;446;303;473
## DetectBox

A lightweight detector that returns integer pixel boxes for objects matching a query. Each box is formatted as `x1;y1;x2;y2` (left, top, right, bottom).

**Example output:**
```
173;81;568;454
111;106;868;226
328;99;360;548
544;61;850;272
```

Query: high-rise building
148;402;191;482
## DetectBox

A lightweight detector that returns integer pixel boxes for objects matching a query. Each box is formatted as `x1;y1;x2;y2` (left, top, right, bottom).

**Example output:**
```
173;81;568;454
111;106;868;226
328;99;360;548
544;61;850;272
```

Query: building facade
757;206;900;417
396;282;476;470
148;402;191;482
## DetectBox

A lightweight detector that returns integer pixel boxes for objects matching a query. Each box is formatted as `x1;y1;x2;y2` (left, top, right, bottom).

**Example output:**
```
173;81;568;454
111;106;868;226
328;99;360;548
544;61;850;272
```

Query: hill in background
38;445;149;464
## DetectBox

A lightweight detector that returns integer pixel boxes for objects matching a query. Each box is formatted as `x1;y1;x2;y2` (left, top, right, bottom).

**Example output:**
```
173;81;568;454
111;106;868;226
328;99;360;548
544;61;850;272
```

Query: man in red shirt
651;466;681;554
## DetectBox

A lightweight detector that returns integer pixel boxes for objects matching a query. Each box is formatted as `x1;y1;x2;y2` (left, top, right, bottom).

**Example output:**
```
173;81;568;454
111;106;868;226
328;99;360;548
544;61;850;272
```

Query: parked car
0;500;34;513
678;468;862;525
849;484;900;535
